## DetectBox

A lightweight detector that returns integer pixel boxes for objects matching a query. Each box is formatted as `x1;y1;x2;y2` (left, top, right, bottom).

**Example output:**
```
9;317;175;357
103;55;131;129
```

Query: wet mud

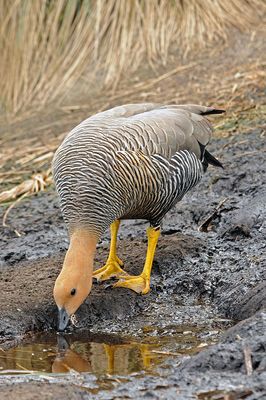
0;128;265;399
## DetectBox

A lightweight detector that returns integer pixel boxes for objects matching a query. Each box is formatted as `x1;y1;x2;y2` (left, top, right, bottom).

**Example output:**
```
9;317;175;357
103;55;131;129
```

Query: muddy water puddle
0;325;221;376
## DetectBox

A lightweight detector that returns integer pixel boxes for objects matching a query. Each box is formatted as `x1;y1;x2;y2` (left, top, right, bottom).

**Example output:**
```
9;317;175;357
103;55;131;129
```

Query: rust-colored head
53;229;98;331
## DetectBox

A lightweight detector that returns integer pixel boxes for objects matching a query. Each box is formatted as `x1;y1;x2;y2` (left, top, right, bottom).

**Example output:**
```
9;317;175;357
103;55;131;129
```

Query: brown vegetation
0;0;265;114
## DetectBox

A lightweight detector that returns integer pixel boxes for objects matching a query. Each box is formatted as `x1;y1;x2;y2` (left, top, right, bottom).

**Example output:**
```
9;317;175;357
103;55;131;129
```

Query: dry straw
1;170;52;230
0;0;265;114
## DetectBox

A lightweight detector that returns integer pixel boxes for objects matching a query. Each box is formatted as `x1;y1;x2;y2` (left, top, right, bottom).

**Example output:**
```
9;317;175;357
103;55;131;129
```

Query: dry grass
0;170;52;231
0;0;265;114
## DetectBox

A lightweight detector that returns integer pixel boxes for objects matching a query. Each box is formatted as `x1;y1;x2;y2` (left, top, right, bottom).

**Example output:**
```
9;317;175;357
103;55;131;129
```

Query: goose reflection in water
52;336;91;373
52;335;155;375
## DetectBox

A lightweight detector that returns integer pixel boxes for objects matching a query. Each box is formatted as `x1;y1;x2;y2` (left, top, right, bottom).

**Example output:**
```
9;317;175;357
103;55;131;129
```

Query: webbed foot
93;256;128;281
113;273;150;294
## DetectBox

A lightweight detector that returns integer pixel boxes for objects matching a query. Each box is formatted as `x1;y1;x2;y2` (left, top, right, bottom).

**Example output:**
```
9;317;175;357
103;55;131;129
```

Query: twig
243;346;253;376
16;363;31;371
0;170;31;177
198;198;228;232
233;149;266;159
0;369;35;374
151;350;182;356
2;192;30;228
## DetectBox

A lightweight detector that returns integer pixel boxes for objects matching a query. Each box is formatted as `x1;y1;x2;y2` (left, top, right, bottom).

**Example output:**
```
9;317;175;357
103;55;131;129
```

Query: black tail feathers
201;108;225;116
198;141;224;171
203;149;224;171
199;107;225;170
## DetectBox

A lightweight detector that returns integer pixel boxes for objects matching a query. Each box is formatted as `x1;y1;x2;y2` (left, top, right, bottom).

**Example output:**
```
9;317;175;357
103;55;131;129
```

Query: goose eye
70;288;76;296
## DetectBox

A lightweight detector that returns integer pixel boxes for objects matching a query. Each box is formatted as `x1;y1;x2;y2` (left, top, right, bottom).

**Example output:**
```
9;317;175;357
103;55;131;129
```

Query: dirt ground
0;28;265;399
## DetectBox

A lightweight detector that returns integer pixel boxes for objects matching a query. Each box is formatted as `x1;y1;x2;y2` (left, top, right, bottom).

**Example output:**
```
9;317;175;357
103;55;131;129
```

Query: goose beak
58;307;70;331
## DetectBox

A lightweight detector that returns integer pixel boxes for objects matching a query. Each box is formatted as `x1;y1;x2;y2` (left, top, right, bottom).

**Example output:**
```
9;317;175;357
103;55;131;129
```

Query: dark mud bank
0;130;265;398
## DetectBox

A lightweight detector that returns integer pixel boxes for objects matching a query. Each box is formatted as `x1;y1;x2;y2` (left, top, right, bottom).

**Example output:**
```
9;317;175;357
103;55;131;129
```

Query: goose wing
96;103;224;160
